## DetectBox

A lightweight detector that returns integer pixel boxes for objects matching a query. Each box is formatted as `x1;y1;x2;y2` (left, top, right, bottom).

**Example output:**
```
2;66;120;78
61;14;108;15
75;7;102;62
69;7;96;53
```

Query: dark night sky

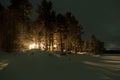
0;0;120;50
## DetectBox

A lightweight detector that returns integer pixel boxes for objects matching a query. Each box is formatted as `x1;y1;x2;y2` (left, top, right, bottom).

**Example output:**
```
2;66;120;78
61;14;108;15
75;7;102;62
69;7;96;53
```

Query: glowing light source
53;44;57;48
40;43;45;50
28;42;57;51
29;43;39;50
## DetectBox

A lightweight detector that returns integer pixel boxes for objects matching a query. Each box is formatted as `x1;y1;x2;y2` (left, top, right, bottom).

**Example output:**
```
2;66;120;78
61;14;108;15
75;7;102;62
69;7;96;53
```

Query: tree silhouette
89;35;105;54
82;41;89;52
29;0;84;53
36;0;55;51
64;12;83;53
0;3;5;50
0;0;32;52
0;0;105;54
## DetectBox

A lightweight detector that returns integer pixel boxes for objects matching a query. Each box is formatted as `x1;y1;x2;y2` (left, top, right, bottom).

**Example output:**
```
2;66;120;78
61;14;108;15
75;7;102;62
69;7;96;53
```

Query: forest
0;0;105;54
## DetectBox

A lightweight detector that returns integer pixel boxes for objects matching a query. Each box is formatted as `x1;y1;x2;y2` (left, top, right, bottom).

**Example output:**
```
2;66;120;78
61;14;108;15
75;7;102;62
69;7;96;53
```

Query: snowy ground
0;50;120;80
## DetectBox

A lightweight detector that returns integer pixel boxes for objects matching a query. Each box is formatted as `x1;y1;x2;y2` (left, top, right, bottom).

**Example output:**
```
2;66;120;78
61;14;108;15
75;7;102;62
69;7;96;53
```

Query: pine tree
1;0;32;52
0;3;5;49
36;0;55;51
0;3;4;11
89;35;105;54
64;12;83;53
56;13;66;52
82;41;88;52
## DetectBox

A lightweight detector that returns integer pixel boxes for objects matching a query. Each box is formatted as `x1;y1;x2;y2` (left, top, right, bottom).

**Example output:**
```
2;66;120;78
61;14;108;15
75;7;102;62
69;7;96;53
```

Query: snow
0;60;8;70
0;50;120;80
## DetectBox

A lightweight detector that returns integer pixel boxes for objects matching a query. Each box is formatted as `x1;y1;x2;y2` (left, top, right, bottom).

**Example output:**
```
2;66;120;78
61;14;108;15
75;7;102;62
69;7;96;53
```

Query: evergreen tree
82;41;88;52
0;0;105;53
0;3;4;11
0;3;5;49
56;13;66;52
1;0;32;52
89;35;105;54
36;0;55;51
64;12;83;53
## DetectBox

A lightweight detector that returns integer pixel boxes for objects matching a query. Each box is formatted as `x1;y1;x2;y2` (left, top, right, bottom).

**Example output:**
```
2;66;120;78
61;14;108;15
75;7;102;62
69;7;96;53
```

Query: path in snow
0;51;120;80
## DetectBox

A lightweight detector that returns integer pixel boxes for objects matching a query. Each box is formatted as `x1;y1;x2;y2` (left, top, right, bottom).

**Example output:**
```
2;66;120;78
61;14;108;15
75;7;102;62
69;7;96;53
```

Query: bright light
54;44;57;48
40;43;45;50
40;43;44;48
28;42;56;50
29;43;39;50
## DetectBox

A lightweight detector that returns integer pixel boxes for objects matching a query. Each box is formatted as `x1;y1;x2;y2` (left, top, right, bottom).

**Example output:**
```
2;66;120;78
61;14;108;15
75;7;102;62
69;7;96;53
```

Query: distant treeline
0;0;105;54
104;50;120;54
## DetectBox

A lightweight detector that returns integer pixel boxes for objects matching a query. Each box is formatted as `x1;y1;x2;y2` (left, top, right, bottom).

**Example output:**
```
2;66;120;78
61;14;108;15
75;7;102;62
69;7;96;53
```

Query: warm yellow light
29;43;39;50
40;43;45;50
53;44;57;48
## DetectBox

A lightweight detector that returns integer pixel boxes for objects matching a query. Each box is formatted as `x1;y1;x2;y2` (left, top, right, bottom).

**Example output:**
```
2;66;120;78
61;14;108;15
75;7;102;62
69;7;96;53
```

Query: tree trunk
60;32;63;52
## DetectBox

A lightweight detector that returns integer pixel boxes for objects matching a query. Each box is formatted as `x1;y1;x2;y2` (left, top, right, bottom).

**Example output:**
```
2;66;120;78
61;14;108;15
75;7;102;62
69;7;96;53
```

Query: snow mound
0;60;9;70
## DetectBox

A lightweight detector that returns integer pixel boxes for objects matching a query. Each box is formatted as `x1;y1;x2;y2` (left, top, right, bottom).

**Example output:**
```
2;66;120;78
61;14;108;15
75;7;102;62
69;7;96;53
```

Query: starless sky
0;0;120;50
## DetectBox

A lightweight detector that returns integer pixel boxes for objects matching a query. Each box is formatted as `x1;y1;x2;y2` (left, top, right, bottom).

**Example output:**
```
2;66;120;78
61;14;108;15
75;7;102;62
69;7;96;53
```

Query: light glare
29;43;39;49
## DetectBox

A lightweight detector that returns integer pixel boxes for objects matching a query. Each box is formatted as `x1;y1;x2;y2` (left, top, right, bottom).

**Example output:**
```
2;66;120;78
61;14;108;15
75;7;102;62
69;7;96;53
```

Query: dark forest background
0;0;105;54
